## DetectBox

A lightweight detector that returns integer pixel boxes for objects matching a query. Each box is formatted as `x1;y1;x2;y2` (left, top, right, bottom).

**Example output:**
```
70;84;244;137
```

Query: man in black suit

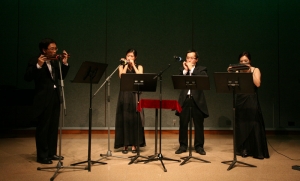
175;50;209;155
24;38;70;164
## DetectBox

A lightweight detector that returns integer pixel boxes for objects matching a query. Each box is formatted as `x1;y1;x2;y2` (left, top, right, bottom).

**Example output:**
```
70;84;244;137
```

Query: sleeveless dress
114;64;146;149
235;68;269;159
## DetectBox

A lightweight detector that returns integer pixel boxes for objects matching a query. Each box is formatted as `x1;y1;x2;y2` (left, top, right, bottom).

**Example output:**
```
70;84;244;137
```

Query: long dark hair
238;51;251;61
126;48;137;57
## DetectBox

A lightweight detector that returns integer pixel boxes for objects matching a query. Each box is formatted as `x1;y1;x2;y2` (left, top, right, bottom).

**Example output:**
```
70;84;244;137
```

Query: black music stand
70;61;108;171
137;68;181;172
119;73;157;165
214;72;257;171
172;75;211;165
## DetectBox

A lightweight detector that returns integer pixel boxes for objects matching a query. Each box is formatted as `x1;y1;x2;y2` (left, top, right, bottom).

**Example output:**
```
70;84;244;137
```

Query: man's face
186;52;198;65
43;43;57;57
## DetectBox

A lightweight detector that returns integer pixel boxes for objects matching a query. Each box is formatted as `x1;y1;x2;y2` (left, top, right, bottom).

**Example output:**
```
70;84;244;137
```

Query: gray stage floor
0;133;299;181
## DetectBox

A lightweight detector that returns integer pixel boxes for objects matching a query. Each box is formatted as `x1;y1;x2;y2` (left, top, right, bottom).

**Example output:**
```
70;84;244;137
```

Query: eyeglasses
186;57;196;60
48;47;58;51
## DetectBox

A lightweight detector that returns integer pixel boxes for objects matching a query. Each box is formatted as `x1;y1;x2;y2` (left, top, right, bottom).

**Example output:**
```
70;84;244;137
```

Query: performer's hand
62;50;69;65
186;62;195;70
128;59;134;66
227;66;232;72
183;61;188;71
37;54;47;67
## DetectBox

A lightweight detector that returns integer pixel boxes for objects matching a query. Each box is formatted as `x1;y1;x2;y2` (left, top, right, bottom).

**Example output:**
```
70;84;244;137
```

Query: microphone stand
37;59;86;181
93;64;128;161
139;64;181;172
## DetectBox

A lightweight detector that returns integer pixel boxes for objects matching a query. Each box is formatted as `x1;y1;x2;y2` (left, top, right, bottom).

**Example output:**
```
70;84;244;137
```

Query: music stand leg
70;79;107;171
128;92;151;165
180;105;210;166
221;90;256;170
145;109;159;159
141;76;181;172
222;159;257;171
37;160;87;181
292;165;300;171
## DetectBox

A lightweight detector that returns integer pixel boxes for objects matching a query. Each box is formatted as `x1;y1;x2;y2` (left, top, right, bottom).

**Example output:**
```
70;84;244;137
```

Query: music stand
172;75;211;165
70;61;108;171
119;73;157;164
137;67;182;172
214;72;257;171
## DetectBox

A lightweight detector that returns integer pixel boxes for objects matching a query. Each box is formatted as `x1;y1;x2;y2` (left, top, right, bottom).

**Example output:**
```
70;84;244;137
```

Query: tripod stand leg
180;155;210;166
221;90;256;171
180;156;191;165
71;159;107;172
292;165;300;171
38;161;87;180
222;160;256;171
98;150;130;161
71;160;107;166
128;154;150;165
158;158;167;172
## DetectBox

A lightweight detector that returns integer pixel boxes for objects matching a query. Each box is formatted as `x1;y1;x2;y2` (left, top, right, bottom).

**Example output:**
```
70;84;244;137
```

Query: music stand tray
119;73;157;164
172;75;210;90
72;61;108;84
171;75;211;165
70;61;108;171
120;73;157;92
214;72;256;171
214;72;254;94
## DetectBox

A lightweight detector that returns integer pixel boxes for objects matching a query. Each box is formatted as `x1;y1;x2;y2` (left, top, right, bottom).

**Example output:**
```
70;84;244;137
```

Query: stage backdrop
1;0;299;130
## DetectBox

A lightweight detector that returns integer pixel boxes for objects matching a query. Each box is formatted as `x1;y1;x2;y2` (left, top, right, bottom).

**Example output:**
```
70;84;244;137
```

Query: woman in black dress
230;51;269;159
114;49;146;154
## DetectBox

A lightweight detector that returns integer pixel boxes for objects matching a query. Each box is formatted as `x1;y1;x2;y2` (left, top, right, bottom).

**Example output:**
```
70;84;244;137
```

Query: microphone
174;56;183;62
120;59;129;65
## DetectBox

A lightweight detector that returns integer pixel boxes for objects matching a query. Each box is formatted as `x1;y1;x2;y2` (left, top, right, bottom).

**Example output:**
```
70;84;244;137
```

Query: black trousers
179;97;204;150
35;88;60;159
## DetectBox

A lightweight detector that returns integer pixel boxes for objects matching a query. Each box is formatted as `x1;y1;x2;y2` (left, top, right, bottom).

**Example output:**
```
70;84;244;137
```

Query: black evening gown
114;65;146;149
235;88;270;159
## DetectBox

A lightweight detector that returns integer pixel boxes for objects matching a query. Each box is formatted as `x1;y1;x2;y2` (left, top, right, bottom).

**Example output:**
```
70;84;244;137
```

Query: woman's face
239;55;251;65
126;52;136;61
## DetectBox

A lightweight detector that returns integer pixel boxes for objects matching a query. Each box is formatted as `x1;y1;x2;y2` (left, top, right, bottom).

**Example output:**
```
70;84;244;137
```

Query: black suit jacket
177;65;209;118
24;57;70;118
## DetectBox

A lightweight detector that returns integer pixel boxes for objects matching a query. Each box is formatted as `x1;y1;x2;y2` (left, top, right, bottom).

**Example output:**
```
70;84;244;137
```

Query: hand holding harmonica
183;61;195;71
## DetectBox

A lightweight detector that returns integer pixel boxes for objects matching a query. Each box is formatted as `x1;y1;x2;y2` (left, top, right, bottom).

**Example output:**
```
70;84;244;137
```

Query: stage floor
0;133;299;181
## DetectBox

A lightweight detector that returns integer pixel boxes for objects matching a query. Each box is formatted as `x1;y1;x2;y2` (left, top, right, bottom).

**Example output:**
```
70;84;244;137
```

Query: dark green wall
1;0;299;129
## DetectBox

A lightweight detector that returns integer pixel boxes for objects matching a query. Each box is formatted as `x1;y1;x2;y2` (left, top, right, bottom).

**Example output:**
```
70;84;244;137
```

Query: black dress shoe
122;150;128;154
37;158;53;164
49;155;64;160
132;149;137;153
241;149;248;158
175;148;186;154
196;148;206;155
